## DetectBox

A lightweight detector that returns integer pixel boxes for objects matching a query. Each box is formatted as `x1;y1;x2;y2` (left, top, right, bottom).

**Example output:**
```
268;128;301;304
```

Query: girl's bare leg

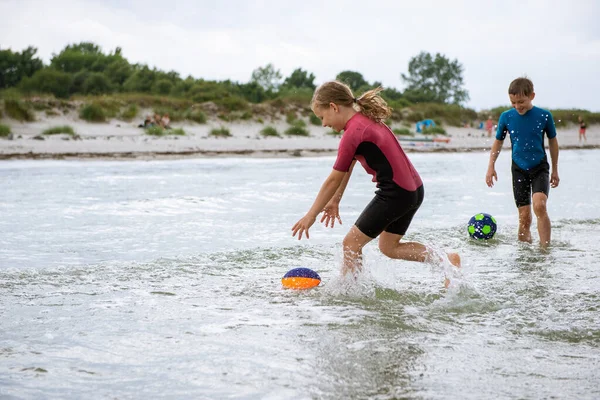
378;232;461;287
341;225;374;277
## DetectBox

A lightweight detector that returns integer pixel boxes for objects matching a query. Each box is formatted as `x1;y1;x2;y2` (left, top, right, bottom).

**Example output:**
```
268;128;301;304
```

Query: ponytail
355;87;392;123
312;81;392;123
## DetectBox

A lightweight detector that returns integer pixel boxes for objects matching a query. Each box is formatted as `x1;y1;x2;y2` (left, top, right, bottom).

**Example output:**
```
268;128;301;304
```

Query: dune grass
0;124;11;137
4;99;35;122
209;127;232;137
393;127;413;136
422;125;447;135
260;126;280;137
42;125;76;136
145;126;186;136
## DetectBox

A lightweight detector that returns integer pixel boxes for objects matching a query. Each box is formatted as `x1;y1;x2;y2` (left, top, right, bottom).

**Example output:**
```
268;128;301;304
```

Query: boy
485;77;560;248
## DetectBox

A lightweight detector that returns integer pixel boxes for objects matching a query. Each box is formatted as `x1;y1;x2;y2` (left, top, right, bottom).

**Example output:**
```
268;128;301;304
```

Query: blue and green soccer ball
468;213;497;240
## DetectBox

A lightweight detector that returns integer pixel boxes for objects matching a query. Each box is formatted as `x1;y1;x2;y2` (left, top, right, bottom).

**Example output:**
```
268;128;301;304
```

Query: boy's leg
341;225;374;276
530;159;552;248
517;205;533;243
533;192;551;247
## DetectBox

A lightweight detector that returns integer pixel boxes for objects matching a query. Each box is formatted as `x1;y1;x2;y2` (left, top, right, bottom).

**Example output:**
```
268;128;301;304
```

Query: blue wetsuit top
496;106;557;170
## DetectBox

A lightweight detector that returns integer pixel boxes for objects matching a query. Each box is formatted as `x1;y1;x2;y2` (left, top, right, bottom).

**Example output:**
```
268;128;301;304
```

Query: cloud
1;0;599;110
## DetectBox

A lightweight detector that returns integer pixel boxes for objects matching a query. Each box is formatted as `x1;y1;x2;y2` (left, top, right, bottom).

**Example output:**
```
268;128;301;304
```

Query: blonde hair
311;81;392;123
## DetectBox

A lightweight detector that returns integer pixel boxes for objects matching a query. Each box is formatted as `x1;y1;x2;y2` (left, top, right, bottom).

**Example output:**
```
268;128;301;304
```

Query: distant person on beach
485;116;494;137
485;77;559;248
138;115;153;128
578;116;587;143
291;81;461;285
153;114;162;127
161;113;171;129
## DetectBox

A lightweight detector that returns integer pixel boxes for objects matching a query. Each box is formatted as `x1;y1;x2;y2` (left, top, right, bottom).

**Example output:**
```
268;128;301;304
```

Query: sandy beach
1;111;598;160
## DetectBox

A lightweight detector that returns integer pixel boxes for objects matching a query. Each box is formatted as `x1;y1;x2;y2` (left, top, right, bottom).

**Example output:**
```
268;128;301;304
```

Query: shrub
19;69;73;99
82;72;113;95
170;128;185;135
326;129;341;136
79;103;106;122
43;125;75;135
277;87;313;105
152;79;173;95
290;118;306;128
120;104;138;121
285;125;309;136
45;109;60;116
215;96;249;112
209;127;231;137
4;99;35;122
0;124;10;137
145;126;165;136
403;103;477;127
393;128;412;136
422;125;447;135
286;112;297;124
184;108;207;123
309;113;321;126
260;126;280;137
144;126;184;136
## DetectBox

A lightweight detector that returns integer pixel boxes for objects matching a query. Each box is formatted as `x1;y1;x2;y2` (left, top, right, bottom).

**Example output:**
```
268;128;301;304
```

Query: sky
1;0;599;111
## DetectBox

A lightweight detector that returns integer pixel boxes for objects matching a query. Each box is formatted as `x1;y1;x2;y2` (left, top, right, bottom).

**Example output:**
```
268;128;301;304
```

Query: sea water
0;150;599;399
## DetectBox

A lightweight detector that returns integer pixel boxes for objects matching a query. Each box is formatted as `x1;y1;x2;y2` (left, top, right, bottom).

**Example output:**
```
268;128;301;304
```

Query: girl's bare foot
444;252;461;288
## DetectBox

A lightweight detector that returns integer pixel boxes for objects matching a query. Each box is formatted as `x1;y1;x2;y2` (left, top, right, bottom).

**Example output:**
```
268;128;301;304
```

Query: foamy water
1;150;599;399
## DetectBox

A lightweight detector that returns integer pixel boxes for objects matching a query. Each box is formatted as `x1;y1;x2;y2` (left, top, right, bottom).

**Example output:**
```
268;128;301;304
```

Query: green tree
51;42;129;78
0;46;44;89
250;63;282;92
82;72;113;95
282;68;316;90
104;58;133;88
122;65;157;93
401;52;469;105
170;76;196;97
50;42;104;73
237;81;268;103
152;79;173;95
335;71;368;92
19;68;73;98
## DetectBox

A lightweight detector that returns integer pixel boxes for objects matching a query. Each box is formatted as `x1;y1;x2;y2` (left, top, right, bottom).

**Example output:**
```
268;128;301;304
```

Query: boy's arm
548;137;560;188
485;139;503;187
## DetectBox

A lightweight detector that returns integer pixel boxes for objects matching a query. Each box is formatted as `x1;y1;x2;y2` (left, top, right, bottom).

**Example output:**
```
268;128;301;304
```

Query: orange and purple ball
281;268;321;290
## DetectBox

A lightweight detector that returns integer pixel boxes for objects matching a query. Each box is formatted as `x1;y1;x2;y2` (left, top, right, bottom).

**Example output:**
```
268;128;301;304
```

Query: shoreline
1;144;599;161
1;114;598;161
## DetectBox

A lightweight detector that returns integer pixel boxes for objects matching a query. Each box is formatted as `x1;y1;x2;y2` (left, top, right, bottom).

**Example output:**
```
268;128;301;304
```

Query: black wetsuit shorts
511;157;550;207
355;185;424;238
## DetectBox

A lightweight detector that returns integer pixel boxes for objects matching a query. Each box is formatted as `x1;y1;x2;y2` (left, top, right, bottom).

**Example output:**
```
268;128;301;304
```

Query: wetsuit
333;113;423;238
496;106;557;207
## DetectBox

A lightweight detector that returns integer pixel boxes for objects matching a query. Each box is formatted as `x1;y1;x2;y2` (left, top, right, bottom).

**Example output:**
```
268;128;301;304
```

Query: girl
291;81;460;283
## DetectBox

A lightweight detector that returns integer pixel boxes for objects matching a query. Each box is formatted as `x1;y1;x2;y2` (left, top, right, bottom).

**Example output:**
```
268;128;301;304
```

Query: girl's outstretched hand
292;214;316;240
321;202;342;228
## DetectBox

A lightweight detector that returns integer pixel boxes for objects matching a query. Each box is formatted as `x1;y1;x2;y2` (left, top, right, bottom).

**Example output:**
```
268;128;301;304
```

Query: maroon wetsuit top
333;113;423;194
